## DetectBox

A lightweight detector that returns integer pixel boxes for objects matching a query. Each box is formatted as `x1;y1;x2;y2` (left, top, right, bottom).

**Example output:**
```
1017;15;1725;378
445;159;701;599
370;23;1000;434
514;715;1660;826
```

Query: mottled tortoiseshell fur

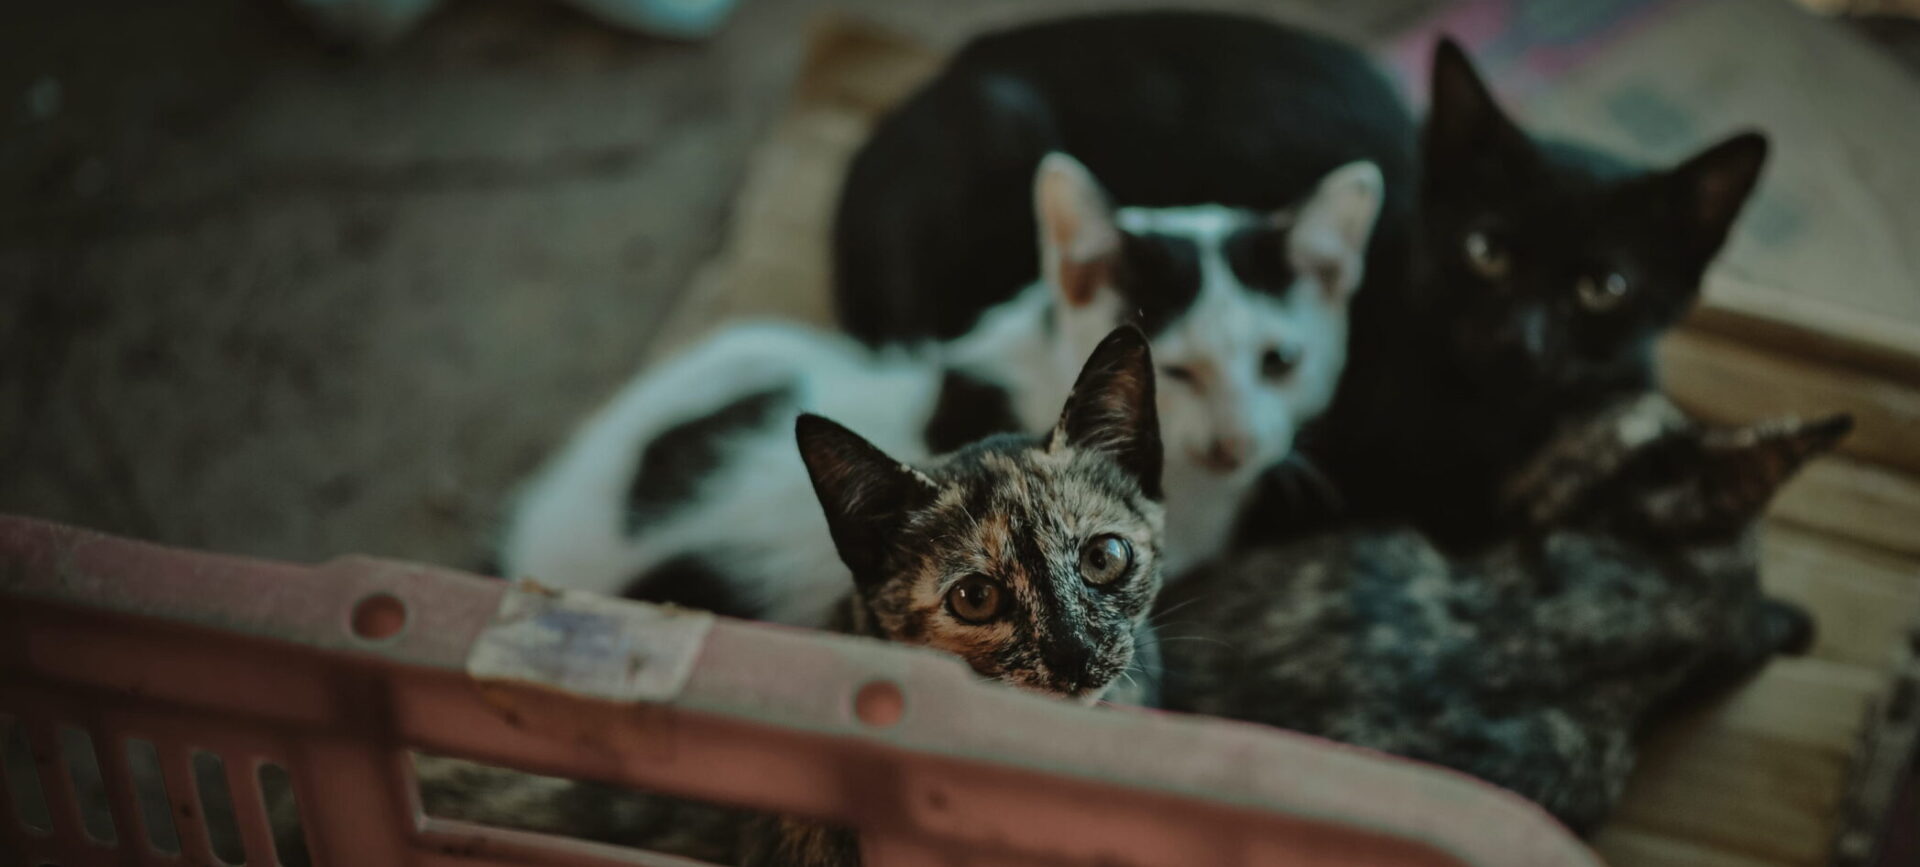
403;328;1167;866
1160;393;1848;834
835;434;1166;701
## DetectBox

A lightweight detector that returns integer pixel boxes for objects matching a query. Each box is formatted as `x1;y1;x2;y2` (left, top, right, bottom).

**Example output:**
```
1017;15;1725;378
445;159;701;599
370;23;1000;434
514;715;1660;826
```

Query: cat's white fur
502;156;1382;620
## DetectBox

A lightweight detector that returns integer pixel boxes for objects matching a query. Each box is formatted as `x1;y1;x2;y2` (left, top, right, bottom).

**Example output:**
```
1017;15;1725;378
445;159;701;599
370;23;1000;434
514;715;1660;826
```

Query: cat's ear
796;414;940;584
1035;152;1122;308
1657;413;1852;532
1425;37;1533;182
1288;161;1384;303
1665;131;1769;255
1052;325;1163;500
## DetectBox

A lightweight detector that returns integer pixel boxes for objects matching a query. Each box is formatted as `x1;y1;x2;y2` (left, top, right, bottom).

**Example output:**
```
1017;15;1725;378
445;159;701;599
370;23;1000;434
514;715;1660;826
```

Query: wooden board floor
654;19;1920;867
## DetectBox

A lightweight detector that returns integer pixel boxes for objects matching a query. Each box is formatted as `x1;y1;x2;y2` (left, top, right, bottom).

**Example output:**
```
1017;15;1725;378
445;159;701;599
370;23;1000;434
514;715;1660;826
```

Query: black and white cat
501;156;1381;618
831;12;1769;550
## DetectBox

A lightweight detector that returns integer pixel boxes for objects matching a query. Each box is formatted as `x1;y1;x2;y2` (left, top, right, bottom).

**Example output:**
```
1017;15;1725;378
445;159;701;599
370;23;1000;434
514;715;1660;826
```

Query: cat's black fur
623;554;756;620
921;368;1022;454
1160;396;1849;834
833;13;1768;551
1275;40;1770;549
833;10;1414;344
624;385;794;532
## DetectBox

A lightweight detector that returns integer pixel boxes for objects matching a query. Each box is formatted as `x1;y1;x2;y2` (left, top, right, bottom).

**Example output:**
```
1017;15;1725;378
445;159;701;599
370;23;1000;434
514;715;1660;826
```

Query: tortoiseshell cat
1159;394;1849;835
403;327;1167;866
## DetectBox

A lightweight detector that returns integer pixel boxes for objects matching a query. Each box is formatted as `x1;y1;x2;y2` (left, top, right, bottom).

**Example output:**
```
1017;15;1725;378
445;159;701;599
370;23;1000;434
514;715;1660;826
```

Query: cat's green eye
1079;534;1134;585
1463;230;1510;280
1576;272;1629;312
947;574;1006;623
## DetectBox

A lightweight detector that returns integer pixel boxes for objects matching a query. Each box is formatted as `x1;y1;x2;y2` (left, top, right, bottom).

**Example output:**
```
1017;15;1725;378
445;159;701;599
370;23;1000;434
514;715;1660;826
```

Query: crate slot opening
2;715;52;832
194;749;247;865
259;762;311;867
412;752;822;864
126;738;181;855
58;724;116;845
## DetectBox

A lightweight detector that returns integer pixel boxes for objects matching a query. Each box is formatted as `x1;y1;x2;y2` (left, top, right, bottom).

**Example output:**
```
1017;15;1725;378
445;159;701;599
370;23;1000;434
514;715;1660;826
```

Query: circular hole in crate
853;680;904;728
351;592;408;641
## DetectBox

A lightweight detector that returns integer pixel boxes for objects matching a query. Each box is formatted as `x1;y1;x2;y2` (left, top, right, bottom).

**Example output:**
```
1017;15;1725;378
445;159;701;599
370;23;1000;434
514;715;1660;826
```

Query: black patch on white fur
624;554;755;620
1222;225;1297;298
924;369;1022;454
1113;232;1202;336
626;386;792;533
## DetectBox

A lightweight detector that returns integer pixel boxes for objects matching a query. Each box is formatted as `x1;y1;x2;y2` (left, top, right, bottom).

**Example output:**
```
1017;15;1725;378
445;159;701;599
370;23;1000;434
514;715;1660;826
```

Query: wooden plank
1759;524;1920;671
1604;658;1881;864
1611;726;1848;865
1593;826;1790;867
794;13;939;115
1660;329;1920;475
1689;271;1920;388
1684;657;1878;748
1769;456;1920;559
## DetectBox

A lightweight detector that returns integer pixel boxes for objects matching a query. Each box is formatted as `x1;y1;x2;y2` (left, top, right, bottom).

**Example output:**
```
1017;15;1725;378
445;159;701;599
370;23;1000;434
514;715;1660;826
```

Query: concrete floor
0;0;1435;569
7;0;1912;570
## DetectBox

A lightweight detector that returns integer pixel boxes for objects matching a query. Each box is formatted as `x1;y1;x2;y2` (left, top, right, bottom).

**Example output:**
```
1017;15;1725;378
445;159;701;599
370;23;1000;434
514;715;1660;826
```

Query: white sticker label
466;585;714;703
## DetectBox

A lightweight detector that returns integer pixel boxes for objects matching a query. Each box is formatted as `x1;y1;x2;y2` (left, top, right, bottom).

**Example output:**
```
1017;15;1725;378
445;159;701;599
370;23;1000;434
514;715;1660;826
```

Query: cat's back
833;11;1415;343
500;322;934;604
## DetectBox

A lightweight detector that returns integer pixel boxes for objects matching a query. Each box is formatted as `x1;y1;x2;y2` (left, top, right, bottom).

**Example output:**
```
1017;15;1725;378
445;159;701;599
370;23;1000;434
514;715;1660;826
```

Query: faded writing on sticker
466;587;714;703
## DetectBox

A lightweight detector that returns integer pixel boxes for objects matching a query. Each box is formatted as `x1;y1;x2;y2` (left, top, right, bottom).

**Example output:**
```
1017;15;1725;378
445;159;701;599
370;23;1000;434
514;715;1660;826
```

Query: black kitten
1248;38;1768;549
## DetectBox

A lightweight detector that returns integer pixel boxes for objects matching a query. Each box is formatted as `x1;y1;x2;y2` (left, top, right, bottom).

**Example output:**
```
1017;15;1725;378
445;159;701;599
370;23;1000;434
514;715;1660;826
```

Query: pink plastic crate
0;515;1599;866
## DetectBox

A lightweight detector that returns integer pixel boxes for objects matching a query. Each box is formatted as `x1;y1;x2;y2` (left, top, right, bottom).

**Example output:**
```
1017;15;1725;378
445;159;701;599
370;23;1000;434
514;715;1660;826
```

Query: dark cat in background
1160;395;1849;834
1294;40;1770;549
832;11;1770;550
834;10;1416;345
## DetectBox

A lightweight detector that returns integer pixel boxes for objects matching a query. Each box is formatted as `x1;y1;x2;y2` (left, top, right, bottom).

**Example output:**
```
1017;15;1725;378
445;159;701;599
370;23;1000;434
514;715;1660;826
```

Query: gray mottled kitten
1159;393;1850;835
409;326;1168;866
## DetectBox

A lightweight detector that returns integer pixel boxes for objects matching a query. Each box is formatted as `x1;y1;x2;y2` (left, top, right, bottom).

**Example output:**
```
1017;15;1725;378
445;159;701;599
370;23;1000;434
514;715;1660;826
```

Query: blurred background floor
1;0;1916;570
0;0;1426;567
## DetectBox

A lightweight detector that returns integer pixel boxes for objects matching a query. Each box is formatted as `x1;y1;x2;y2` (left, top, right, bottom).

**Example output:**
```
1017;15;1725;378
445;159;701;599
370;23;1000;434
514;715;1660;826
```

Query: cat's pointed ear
1288;161;1384;303
1052;326;1163;500
796;414;939;584
1654;413;1852;533
1666;131;1769;255
1697;412;1851;516
1425;37;1533;181
1035;152;1122;308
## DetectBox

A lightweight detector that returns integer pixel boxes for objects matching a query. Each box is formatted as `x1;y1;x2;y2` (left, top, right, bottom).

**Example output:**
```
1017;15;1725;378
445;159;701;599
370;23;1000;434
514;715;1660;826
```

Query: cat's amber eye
1079;534;1134;585
1260;346;1302;382
1576;271;1630;312
947;574;1006;623
1462;230;1510;280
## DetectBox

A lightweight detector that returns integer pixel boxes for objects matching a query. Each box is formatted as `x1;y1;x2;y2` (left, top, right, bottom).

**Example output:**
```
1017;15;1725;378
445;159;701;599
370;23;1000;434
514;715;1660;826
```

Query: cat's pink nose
1196;436;1250;473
